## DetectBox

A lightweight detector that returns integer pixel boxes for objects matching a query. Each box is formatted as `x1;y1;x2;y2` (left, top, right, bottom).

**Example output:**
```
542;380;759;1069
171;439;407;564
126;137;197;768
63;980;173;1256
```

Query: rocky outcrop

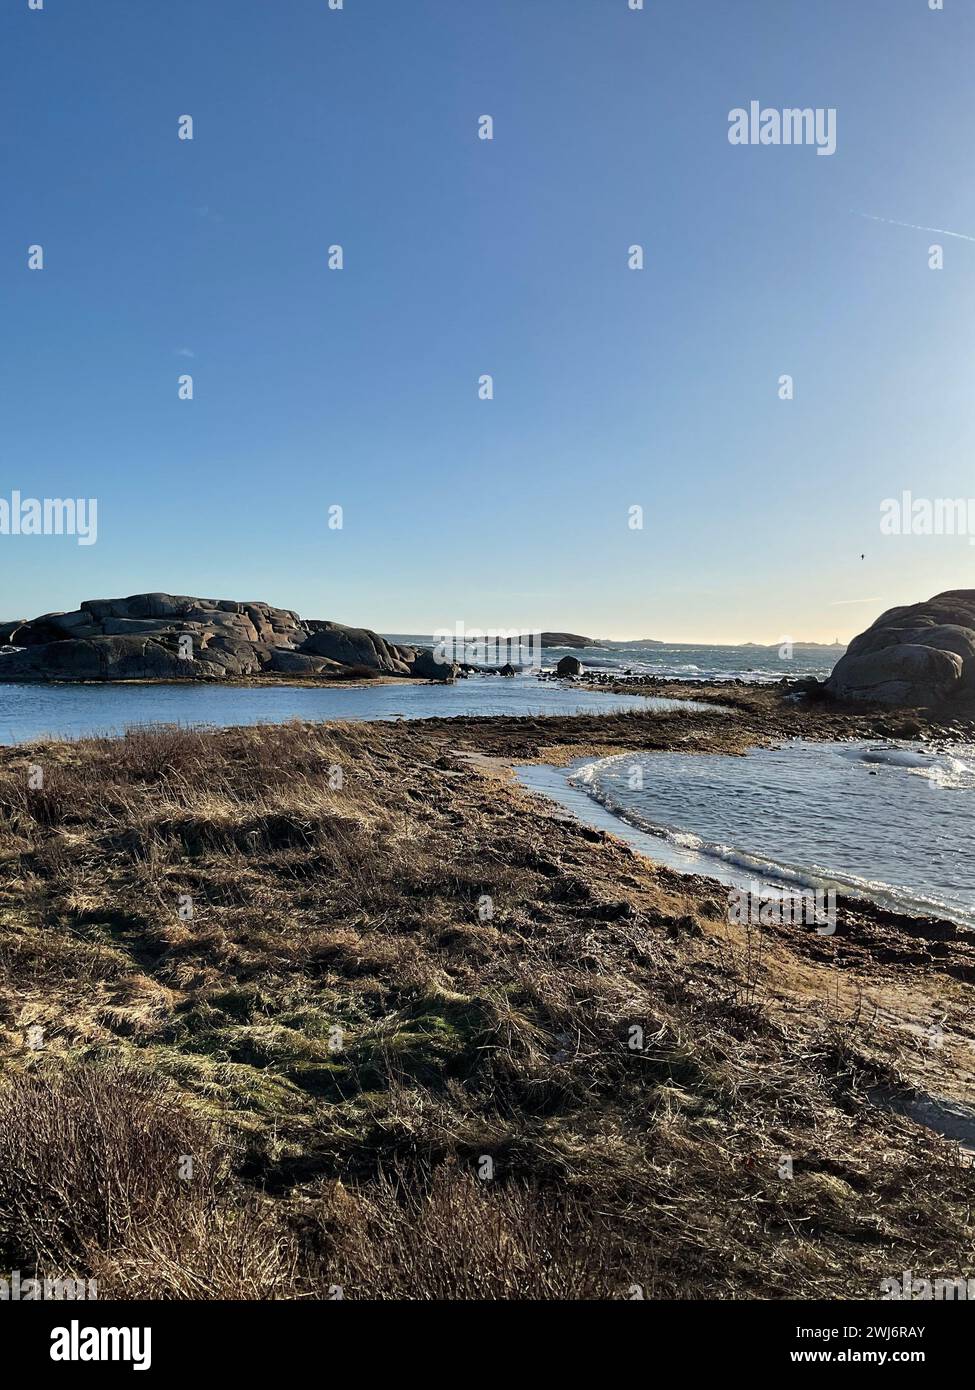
299;622;412;674
827;590;975;706
0;593;417;682
410;649;460;681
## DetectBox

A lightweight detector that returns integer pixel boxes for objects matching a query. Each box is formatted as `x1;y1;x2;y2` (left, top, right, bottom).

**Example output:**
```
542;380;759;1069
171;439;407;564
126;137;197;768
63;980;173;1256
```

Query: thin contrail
829;596;883;606
855;211;975;243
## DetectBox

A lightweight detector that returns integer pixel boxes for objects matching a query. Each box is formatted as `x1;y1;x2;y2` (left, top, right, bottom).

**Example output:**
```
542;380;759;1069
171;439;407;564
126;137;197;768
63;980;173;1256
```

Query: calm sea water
386;637;842;682
0;674;711;746
521;741;975;928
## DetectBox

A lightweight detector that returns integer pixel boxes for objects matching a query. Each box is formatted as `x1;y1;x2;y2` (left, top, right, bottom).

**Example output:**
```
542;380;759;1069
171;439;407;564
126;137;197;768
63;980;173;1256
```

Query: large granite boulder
410;648;461;681
556;655;583;677
300;622;412;674
827;645;962;706
827;590;975;705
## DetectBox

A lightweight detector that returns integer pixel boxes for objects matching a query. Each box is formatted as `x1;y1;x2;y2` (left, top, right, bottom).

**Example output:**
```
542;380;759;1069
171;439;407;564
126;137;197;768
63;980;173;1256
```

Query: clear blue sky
1;0;973;642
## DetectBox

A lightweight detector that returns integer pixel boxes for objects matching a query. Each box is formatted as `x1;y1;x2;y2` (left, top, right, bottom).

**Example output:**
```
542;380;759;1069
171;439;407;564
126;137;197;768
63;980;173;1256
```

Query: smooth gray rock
852;622;975;689
46;610;97;633
100;618;182;636
81;594;192;621
828;590;975;705
0;636;187;680
827;643;963;706
556;655;584;677
410;648;460;680
300;621;403;672
268;649;335;675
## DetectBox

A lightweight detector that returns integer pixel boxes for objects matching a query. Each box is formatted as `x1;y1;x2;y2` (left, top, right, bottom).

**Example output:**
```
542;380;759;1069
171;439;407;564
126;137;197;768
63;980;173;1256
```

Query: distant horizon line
382;631;849;649
3;593;854;650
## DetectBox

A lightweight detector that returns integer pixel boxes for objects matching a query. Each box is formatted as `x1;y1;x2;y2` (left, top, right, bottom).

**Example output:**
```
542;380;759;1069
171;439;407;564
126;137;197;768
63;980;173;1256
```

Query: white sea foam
841;743;975;790
563;742;975;928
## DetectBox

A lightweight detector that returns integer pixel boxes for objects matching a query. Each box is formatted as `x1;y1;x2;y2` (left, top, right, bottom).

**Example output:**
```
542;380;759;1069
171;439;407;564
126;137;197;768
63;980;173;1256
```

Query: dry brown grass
0;715;972;1299
0;1064;224;1268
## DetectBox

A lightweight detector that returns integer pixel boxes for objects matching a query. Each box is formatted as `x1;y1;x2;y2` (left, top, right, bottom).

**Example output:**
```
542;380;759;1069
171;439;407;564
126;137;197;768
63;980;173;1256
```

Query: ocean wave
585;665;801;683
568;752;974;926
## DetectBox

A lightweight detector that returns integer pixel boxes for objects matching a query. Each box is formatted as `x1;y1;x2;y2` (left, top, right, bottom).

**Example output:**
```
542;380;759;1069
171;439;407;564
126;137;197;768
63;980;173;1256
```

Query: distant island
597;638;843;650
533;632;602;649
741;640;846;650
528;637;846;650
